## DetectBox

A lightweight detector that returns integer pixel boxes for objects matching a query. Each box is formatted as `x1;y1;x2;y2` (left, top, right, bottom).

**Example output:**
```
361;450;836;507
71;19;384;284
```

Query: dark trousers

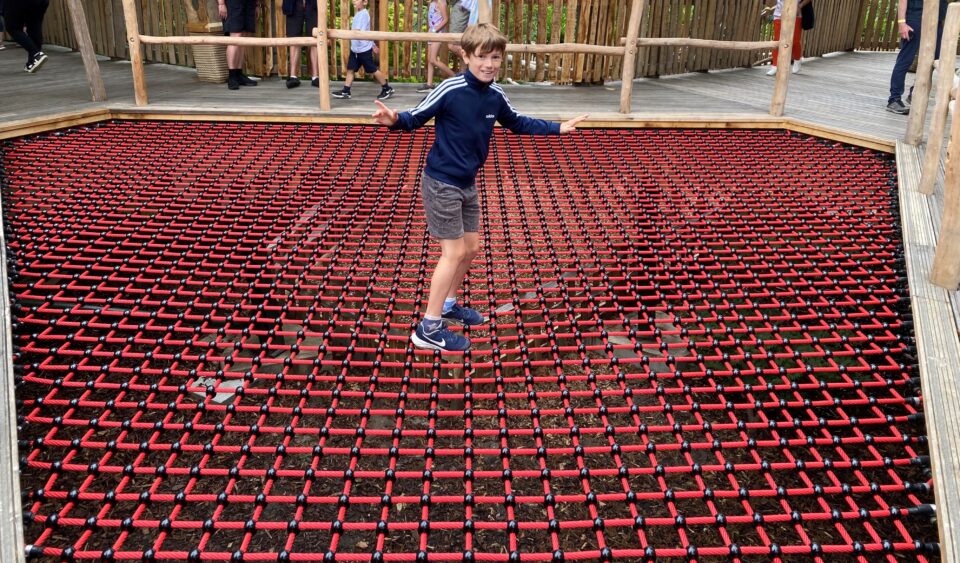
3;0;50;59
889;16;944;103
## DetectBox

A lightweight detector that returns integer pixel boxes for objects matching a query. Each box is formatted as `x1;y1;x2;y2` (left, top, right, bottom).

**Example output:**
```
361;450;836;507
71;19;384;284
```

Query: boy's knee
466;239;482;259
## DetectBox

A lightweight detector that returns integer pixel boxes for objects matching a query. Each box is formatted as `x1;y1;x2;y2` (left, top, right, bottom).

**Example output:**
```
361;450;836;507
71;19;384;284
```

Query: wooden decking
2;42;960;560
0;44;931;147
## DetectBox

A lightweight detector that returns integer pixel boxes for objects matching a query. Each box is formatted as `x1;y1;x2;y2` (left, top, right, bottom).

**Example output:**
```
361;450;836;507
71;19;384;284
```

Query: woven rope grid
1;121;937;561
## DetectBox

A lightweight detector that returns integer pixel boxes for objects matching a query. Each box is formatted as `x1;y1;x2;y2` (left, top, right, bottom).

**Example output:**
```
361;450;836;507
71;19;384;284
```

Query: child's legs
288;46;302;76
373;69;388;85
421;175;481;317
429;41;455;78
426;237;473;317
344;69;355;87
446;232;481;300
309;46;319;76
792;19;803;61
771;18;781;66
426;41;436;84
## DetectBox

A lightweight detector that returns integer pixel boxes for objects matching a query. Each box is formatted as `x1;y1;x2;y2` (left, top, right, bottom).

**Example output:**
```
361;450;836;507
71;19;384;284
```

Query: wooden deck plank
898;139;960;563
0;46;931;144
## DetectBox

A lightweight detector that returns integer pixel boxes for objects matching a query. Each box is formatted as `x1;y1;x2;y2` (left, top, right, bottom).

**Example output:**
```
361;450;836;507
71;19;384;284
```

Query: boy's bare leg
373;70;388;86
446;232;480;301
344;70;355;87
425;237;472;318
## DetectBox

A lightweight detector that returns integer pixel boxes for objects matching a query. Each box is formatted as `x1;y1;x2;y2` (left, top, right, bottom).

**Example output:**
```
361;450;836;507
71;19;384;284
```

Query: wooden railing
917;2;960;289
44;0;874;84
119;0;806;115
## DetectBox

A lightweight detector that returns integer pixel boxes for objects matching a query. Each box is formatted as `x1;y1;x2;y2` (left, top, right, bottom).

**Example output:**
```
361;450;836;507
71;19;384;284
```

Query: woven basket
190;23;229;84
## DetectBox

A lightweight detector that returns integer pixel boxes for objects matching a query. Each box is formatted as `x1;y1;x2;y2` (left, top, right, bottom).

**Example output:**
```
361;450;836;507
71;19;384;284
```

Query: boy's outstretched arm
372;100;399;127
560;115;589;134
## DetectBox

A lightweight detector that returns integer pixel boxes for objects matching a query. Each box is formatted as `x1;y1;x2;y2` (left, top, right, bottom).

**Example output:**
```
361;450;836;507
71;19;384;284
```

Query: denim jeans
889;17;944;103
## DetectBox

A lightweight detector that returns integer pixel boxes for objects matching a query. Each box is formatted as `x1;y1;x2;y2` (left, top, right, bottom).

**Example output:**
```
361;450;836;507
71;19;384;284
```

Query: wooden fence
39;0;905;83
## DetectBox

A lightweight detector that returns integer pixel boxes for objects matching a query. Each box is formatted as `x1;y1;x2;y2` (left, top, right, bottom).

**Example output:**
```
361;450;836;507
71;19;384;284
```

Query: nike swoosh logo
435;338;446;347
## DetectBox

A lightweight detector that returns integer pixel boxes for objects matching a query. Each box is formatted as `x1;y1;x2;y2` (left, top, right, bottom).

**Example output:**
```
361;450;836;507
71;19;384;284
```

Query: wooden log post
65;0;107;102
316;0;331;111
931;116;960;288
120;0;149;106
906;0;943;145
919;3;960;195
618;0;646;113
769;0;798;117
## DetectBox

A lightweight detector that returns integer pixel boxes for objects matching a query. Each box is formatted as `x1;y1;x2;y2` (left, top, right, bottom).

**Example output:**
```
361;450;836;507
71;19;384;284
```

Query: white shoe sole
26;54;47;73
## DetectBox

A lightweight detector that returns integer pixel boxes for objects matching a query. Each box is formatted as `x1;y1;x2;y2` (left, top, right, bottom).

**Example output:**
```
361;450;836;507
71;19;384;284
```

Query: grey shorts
421;173;479;239
449;3;470;35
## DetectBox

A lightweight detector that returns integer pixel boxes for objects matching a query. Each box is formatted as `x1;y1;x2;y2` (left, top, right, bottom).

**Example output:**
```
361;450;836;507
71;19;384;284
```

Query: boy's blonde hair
460;23;507;57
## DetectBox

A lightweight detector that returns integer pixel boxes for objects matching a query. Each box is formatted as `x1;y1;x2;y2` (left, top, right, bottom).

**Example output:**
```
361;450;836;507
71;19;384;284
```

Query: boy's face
462;49;503;83
352;0;365;10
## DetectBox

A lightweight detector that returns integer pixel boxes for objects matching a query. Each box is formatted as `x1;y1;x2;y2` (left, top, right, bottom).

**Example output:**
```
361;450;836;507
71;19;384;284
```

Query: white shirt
773;0;802;19
351;8;375;53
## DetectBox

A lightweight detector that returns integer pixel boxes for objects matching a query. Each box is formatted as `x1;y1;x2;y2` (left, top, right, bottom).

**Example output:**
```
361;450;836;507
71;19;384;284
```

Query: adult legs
25;0;48;54
227;36;246;70
5;0;48;60
308;46;318;78
889;18;922;104
289;46;302;77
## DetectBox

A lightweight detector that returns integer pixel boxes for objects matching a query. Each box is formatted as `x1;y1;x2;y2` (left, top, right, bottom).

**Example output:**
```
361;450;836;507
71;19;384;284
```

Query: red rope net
2;121;937;561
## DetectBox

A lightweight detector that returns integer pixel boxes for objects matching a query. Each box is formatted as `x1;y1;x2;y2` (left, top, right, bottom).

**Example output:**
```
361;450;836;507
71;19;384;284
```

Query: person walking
2;0;51;72
764;0;810;76
886;0;949;114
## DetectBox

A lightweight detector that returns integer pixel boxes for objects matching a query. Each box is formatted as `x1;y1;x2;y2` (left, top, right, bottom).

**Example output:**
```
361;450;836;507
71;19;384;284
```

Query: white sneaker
766;66;777;76
791;60;802;74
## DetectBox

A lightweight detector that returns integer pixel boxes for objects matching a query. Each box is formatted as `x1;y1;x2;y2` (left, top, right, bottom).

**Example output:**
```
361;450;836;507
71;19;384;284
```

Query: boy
372;23;586;352
283;0;320;88
333;0;394;100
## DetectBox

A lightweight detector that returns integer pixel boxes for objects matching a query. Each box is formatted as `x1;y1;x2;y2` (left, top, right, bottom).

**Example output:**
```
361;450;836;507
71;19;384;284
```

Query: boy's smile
462;50;502;83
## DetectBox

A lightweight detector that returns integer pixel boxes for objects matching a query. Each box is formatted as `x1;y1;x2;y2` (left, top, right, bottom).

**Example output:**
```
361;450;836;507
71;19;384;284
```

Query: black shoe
332;89;351;99
886;99;909;115
24;52;47;73
286;76;301;89
377;86;395;100
311;78;319;87
237;73;258;86
227;75;240;90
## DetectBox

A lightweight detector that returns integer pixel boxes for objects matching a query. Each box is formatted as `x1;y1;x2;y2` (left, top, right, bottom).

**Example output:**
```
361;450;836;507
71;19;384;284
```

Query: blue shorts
347;49;378;73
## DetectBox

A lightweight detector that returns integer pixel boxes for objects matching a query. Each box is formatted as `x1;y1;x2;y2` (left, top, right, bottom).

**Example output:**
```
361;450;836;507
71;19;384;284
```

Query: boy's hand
373;100;399;126
560;115;588;134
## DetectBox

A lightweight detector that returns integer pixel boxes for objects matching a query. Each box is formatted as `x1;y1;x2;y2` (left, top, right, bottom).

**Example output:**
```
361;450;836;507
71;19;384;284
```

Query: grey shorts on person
421;173;480;239
449;3;470;35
